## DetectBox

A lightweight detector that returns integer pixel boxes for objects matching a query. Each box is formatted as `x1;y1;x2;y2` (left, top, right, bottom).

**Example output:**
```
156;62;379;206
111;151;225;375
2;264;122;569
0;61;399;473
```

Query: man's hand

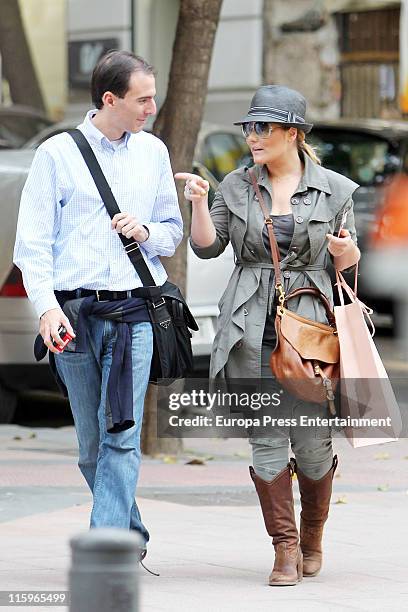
111;212;149;242
39;308;75;354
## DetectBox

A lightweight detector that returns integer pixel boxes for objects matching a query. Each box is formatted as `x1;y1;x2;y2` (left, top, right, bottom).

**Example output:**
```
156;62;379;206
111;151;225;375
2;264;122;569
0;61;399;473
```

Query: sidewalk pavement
0;425;407;612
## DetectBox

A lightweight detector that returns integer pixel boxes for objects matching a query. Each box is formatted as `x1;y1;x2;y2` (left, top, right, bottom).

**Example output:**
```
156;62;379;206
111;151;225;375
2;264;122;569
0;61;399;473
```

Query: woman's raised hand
175;172;216;247
326;228;361;270
174;172;210;203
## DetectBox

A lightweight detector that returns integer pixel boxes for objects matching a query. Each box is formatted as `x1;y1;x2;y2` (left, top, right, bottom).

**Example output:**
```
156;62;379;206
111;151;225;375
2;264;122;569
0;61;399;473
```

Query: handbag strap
67;129;158;291
248;168;283;291
284;287;336;326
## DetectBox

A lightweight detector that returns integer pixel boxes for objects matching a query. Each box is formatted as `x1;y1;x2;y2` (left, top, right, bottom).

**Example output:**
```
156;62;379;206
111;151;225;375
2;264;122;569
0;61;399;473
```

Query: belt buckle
96;290;101;301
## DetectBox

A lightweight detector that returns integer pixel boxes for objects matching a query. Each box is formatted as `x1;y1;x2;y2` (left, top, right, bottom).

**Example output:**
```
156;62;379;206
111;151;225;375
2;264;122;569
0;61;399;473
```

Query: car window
0;115;51;148
309;130;401;186
202;132;248;182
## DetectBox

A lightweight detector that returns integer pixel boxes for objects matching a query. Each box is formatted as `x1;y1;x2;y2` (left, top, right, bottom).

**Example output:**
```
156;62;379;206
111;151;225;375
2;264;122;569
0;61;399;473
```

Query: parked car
309;119;408;314
0;119;246;422
0;105;53;149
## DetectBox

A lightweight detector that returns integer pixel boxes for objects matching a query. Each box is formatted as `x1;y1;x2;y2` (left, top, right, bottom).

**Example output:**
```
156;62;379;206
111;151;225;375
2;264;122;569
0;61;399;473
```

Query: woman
175;85;360;586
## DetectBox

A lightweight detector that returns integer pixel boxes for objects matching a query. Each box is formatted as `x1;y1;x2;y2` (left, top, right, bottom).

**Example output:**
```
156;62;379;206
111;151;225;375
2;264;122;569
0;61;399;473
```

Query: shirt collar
77;110;132;149
255;152;332;195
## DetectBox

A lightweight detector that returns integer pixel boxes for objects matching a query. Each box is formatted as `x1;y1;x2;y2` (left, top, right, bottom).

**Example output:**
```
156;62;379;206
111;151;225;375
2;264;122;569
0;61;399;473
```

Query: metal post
69;528;143;612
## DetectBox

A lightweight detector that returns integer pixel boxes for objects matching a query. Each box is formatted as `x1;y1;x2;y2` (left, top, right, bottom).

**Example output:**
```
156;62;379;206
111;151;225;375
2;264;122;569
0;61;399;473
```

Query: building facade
3;0;406;124
263;0;403;120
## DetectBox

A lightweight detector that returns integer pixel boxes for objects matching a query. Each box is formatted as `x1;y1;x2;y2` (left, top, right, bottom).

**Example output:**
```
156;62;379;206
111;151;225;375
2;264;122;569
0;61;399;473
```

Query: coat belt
235;261;326;271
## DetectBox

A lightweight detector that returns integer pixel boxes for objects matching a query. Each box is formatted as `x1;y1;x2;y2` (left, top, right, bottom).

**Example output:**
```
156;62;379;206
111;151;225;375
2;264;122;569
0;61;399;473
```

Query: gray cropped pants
249;346;333;481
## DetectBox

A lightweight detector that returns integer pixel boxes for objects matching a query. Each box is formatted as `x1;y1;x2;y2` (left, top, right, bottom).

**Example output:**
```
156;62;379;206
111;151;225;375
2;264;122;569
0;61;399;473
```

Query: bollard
69;528;143;612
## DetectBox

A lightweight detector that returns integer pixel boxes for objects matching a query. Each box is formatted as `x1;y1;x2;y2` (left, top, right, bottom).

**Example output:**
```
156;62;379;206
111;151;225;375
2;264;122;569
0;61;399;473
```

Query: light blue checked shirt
13;110;183;318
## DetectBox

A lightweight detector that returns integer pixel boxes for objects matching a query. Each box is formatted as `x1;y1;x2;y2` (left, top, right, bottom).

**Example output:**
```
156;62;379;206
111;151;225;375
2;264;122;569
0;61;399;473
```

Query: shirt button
235;340;243;349
291;197;299;205
243;308;249;316
295;216;304;223
283;271;291;278
303;197;312;205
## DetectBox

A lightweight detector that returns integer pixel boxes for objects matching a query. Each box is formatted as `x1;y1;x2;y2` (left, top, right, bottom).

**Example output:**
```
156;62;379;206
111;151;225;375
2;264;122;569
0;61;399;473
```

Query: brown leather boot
249;464;302;586
293;455;338;577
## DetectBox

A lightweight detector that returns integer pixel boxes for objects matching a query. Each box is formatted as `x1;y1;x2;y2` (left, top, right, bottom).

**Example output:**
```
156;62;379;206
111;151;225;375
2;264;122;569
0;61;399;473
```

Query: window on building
336;7;400;118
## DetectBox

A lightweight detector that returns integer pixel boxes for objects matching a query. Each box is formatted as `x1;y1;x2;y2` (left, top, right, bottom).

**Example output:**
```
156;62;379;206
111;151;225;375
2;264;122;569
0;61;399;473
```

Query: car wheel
0;384;17;423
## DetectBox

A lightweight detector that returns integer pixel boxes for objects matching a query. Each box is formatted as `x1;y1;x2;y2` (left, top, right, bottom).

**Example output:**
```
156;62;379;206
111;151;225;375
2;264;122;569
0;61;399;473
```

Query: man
14;50;183;555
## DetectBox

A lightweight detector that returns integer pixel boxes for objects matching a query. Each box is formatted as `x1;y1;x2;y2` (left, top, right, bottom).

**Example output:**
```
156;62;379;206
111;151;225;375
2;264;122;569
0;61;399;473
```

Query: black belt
55;288;146;302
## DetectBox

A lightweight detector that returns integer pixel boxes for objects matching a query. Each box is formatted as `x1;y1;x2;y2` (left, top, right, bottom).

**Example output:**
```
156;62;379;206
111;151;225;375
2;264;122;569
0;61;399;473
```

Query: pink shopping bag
334;267;402;447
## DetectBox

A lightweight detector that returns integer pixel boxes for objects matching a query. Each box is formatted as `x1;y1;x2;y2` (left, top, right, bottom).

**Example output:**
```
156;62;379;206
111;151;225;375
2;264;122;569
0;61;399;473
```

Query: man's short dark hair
91;50;155;109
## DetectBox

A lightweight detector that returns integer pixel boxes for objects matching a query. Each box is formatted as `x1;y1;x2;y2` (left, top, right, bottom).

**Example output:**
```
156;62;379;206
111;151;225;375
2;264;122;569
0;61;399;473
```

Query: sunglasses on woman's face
241;122;275;139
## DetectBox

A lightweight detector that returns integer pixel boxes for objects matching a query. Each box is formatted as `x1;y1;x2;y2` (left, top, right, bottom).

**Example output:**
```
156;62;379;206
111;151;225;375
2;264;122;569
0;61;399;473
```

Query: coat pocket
307;199;337;263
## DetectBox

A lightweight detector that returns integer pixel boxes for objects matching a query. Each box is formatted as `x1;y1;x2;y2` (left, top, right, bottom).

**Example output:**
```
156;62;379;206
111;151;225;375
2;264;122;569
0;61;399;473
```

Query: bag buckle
152;297;166;309
124;241;140;254
275;283;285;305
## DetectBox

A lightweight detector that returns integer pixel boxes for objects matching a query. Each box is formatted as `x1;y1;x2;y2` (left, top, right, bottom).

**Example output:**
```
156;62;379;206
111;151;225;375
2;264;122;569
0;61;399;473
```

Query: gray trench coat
190;154;359;379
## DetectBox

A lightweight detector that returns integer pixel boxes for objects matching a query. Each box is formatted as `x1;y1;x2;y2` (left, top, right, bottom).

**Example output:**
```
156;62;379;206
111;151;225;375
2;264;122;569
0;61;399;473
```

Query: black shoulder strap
67;128;156;288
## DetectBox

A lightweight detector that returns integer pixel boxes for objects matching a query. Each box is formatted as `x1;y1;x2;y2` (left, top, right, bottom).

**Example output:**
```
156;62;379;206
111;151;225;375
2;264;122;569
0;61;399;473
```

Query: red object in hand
51;325;74;352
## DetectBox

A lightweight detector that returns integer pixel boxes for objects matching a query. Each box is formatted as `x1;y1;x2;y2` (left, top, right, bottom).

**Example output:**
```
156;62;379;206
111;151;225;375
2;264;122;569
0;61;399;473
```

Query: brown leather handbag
249;169;339;414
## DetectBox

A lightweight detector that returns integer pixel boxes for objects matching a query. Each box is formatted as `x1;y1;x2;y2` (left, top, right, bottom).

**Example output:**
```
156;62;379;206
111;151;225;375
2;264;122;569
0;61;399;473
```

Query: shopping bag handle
335;265;358;306
335;267;375;337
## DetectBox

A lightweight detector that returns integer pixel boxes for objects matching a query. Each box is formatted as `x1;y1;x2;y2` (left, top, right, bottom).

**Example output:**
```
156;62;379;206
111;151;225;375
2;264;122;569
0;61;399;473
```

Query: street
0;331;407;612
0;427;407;612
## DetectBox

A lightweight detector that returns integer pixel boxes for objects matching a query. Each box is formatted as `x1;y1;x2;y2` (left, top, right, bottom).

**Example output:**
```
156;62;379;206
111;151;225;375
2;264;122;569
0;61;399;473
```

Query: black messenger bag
68;129;198;383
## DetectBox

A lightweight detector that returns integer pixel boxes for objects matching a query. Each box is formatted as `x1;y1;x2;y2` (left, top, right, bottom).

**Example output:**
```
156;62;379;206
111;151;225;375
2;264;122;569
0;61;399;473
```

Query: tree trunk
141;0;223;456
0;0;46;112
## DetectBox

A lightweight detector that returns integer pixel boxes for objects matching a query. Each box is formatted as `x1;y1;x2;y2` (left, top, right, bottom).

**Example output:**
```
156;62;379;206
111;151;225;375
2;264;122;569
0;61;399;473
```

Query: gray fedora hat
234;85;313;134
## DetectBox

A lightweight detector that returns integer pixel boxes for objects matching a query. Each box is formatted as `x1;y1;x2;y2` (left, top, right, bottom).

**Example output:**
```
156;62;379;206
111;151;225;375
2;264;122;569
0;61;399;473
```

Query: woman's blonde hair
296;130;321;165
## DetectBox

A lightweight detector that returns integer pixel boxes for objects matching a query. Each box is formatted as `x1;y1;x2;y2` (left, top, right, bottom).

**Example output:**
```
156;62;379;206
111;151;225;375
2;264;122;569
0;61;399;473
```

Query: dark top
262;214;295;346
